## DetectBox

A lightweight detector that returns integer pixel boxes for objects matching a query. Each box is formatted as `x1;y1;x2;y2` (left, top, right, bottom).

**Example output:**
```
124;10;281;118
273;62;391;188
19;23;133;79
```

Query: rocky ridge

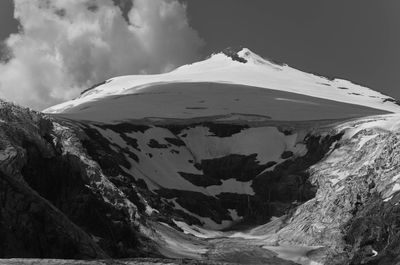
0;100;156;259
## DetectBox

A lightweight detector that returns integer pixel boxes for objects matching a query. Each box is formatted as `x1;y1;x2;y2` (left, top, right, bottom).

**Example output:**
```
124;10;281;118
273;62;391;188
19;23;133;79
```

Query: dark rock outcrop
222;47;248;64
0;101;156;259
0;170;107;259
200;154;270;182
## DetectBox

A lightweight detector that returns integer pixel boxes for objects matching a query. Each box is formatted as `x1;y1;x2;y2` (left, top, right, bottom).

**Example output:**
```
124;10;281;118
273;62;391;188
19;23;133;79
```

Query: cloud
0;0;204;110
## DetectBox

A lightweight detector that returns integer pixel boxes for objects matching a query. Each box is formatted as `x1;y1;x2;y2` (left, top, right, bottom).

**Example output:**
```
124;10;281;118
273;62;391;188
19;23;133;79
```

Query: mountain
2;48;400;265
45;47;400;120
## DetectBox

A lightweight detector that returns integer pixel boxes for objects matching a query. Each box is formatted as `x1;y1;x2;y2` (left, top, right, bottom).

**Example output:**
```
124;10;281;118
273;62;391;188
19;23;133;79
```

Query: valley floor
148;220;322;265
0;239;319;265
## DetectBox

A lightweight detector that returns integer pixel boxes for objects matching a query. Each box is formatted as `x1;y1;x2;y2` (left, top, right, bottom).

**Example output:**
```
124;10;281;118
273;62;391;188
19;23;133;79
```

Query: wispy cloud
0;0;204;110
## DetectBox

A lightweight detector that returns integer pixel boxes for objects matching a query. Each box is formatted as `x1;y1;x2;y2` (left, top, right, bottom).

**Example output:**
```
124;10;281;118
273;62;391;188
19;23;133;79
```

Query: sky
184;0;400;99
0;0;399;110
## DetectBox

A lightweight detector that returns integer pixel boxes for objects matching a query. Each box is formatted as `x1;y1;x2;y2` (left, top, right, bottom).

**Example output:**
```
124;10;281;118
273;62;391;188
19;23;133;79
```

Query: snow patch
173;220;223;239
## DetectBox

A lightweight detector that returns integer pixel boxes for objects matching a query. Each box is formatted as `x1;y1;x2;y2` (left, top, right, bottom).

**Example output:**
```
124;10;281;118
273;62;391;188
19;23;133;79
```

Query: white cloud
0;0;203;110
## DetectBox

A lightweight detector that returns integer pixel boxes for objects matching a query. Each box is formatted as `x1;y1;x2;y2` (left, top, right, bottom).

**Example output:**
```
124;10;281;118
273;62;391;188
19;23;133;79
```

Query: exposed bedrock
19;141;146;258
0;103;106;259
267;122;400;265
341;193;400;265
249;133;343;225
0;170;106;259
0;102;157;259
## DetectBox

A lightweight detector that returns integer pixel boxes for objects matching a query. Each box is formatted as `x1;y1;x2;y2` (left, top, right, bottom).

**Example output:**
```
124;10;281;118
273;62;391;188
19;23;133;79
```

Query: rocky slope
227;114;400;265
0;100;158;259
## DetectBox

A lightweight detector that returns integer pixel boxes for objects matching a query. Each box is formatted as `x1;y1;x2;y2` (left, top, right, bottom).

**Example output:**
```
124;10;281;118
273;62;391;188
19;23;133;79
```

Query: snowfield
49;82;391;123
90;122;305;197
45;48;400;120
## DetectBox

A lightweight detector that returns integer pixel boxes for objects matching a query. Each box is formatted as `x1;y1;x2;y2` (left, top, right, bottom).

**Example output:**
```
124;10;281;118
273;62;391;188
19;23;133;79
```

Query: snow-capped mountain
2;49;400;265
45;48;400;122
43;48;400;230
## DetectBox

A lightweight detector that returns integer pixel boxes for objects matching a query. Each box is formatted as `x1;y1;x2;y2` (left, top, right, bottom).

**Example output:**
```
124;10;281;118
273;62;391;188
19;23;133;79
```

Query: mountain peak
221;46;249;63
219;47;285;68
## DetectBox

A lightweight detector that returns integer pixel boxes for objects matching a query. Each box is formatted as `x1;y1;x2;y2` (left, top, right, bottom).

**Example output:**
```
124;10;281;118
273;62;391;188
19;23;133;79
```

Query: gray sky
0;0;18;40
183;0;400;99
1;0;400;99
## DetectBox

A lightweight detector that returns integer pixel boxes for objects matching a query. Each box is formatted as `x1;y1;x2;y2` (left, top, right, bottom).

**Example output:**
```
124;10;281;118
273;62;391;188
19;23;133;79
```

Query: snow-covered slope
44;48;400;121
82;121;315;229
46;82;392;123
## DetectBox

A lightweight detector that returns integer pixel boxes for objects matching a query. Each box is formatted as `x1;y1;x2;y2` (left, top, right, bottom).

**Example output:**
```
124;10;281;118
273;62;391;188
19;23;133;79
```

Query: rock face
0;101;155;259
0;101;104;258
264;115;400;265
